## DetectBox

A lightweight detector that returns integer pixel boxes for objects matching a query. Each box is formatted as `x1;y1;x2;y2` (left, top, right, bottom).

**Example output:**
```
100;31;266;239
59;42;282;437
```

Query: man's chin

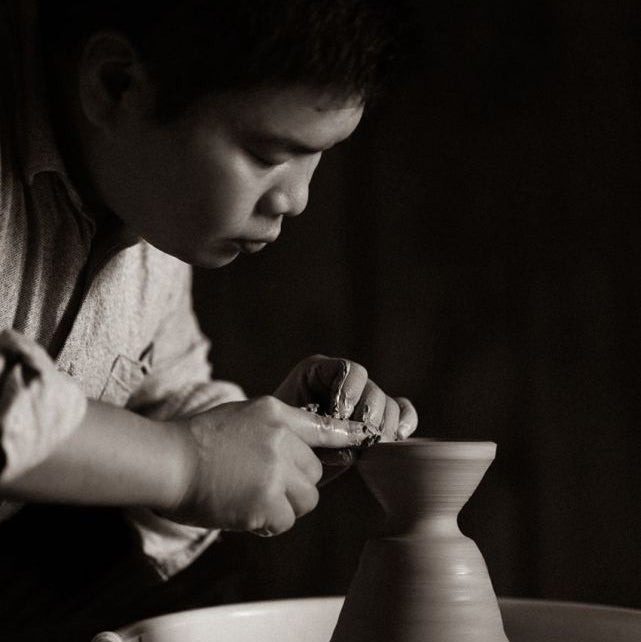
189;245;241;269
144;236;241;268
198;253;240;269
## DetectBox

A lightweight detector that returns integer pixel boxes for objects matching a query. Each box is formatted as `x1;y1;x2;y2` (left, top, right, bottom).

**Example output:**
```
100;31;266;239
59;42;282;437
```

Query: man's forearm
0;400;193;513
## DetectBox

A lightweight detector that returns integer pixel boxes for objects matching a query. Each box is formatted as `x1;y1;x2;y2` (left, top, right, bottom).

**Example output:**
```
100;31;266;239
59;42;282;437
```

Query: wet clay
302;403;381;478
330;438;509;642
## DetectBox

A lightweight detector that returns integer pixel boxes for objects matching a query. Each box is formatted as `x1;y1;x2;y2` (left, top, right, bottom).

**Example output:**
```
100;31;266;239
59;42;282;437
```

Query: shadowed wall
193;0;641;608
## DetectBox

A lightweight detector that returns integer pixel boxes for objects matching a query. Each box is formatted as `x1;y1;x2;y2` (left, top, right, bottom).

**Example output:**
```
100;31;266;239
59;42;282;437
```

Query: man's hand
1;356;417;538
274;355;418;442
167;396;368;535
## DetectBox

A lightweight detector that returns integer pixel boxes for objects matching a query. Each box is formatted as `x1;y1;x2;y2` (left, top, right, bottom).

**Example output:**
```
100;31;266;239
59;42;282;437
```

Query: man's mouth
237;239;271;254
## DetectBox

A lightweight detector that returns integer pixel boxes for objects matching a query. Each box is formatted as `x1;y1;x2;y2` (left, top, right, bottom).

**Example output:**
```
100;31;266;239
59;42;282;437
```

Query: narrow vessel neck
385;508;461;538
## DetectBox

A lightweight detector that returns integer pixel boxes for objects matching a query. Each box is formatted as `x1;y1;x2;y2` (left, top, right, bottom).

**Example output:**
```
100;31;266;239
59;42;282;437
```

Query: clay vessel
330;438;509;642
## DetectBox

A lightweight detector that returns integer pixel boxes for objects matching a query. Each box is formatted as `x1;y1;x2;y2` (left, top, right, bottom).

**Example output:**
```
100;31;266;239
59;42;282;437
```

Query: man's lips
236;236;278;254
237;240;268;254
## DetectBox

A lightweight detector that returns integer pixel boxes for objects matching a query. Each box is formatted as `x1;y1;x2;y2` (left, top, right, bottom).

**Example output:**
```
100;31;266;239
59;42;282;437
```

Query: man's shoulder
128;241;194;310
139;241;192;278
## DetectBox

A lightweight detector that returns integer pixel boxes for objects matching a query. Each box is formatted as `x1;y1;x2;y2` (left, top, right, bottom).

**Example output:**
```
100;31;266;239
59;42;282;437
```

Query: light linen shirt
0;0;245;579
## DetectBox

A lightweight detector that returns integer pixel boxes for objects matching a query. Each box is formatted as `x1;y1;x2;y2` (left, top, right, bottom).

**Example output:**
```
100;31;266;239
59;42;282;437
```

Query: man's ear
78;32;151;129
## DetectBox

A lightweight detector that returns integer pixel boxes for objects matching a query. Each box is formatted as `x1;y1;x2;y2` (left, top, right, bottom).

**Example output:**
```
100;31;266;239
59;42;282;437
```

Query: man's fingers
396;397;419;439
290;439;323;484
288;406;369;448
252;501;296;537
353;380;386;430
302;356;368;419
285;475;320;518
380;397;400;442
302;355;339;393
249;474;318;536
329;359;368;419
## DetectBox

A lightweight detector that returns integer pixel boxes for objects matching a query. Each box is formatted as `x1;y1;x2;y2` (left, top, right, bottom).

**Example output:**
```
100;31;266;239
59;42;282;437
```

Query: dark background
193;0;641;609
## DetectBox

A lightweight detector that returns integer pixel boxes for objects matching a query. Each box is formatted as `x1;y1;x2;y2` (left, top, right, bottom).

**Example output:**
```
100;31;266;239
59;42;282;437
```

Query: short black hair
39;0;405;120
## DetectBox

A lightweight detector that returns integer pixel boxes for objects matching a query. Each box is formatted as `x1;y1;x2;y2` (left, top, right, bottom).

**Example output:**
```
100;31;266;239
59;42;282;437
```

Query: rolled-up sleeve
0;328;87;482
125;264;246;580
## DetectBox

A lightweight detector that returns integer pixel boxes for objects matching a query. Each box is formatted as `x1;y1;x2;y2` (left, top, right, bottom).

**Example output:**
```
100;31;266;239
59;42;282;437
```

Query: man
0;0;417;638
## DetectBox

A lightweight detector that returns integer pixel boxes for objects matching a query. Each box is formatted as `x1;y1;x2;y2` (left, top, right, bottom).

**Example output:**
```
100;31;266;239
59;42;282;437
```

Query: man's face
90;85;364;267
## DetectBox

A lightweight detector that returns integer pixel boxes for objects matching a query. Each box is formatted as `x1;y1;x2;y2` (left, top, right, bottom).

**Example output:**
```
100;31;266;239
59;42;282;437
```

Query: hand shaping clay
330;438;509;642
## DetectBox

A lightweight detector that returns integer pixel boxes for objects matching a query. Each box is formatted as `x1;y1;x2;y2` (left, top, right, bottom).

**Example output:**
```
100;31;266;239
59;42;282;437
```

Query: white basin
93;596;641;642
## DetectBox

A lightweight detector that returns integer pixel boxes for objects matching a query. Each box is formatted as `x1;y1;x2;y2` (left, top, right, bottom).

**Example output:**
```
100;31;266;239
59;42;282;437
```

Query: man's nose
258;156;319;218
258;180;309;218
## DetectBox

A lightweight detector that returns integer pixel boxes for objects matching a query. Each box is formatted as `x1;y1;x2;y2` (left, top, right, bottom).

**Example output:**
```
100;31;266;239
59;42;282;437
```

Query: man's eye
248;149;283;168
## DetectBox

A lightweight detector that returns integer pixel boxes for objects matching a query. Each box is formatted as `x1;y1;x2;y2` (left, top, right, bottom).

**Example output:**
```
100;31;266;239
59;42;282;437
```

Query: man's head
40;1;402;267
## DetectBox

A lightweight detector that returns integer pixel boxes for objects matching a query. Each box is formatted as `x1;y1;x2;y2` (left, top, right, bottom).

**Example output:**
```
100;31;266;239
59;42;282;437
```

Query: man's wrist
152;418;199;518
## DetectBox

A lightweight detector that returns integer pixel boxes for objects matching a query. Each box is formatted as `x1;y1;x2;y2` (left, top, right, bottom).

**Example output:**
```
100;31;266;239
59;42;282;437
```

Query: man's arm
0;313;367;533
0;399;191;511
0;288;367;530
0;392;366;526
0;264;364;580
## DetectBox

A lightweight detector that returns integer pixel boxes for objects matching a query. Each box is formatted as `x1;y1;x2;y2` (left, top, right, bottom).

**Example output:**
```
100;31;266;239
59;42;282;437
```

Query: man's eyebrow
248;134;331;155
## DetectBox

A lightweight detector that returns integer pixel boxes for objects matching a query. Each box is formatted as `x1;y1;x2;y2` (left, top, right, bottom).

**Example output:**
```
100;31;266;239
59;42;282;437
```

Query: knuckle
351;362;368;384
238;497;271;531
388;396;401;414
306;486;320;512
301;454;323;484
260;458;282;484
309;457;323;484
265;475;285;498
296;486;319;517
245;513;266;533
267;507;296;535
251;395;269;410
364;390;386;417
300;354;326;373
266;424;290;450
254;395;281;416
252;463;281;500
380;404;400;441
397;397;418;422
396;396;413;412
277;513;297;534
371;384;387;404
255;480;283;512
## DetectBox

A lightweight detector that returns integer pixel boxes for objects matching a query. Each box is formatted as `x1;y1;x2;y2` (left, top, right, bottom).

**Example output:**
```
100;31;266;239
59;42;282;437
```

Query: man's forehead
309;90;365;112
224;86;364;145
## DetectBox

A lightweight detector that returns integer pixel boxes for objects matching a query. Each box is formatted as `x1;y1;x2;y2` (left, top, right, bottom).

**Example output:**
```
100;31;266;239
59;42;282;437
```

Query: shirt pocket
99;347;153;406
